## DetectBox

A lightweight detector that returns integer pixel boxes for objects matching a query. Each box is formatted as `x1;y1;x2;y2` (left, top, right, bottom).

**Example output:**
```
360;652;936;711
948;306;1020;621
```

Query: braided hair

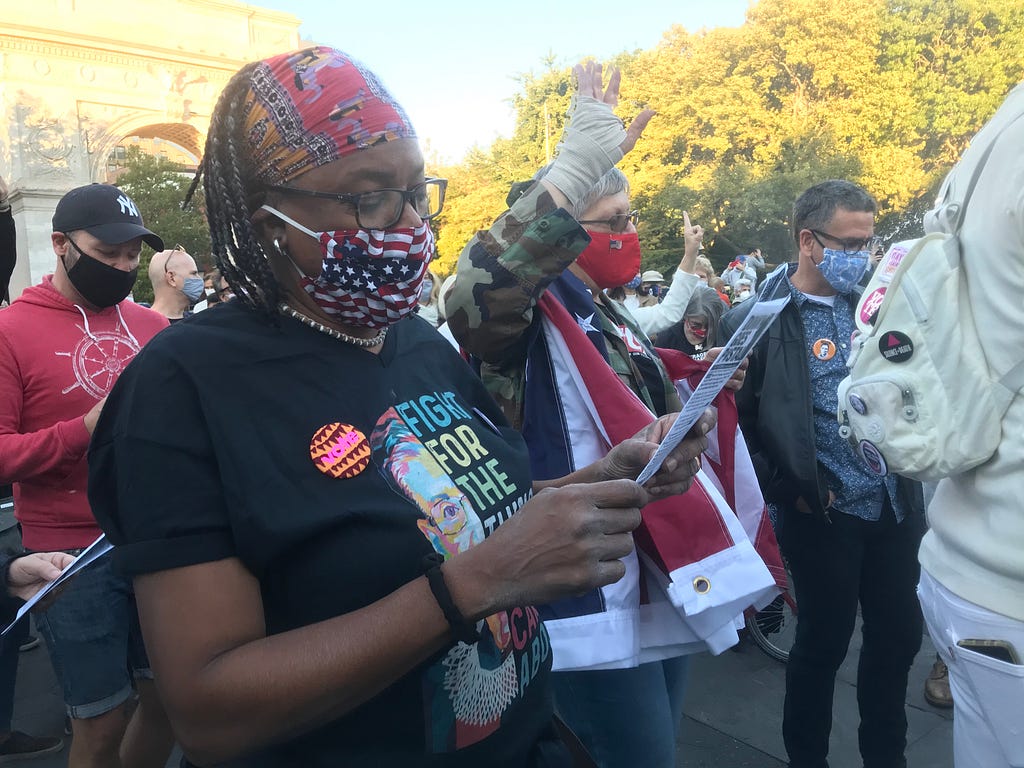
184;61;280;319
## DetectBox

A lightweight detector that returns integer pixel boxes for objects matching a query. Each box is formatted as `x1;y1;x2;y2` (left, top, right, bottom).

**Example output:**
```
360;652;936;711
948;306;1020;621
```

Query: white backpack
837;119;1024;482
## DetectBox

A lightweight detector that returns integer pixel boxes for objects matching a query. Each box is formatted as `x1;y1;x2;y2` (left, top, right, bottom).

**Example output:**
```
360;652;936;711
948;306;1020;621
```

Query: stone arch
0;0;302;296
131;124;202;159
88;118;205;182
83;114;209;183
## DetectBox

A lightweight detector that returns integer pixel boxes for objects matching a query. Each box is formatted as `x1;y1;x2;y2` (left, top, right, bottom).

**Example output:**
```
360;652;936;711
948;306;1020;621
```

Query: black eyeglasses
809;230;881;256
266;178;447;230
578;210;640;233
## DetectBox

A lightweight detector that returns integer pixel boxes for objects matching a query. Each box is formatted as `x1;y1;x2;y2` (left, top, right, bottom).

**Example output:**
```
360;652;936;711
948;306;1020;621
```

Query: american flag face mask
263;205;434;328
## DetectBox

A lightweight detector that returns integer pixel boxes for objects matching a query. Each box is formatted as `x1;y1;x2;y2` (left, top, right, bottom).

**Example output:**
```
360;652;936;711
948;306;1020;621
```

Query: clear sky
257;0;755;162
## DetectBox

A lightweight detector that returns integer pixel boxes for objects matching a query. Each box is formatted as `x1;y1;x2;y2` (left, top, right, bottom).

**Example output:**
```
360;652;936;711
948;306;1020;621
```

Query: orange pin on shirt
310;423;371;479
813;338;836;361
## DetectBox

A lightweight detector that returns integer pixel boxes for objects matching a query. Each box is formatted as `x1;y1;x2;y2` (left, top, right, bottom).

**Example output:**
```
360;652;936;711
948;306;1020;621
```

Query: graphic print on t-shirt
370;391;549;753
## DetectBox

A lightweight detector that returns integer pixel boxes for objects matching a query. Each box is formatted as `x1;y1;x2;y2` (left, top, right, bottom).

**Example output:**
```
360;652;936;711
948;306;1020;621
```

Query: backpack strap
952;107;1024;234
955;107;1024;405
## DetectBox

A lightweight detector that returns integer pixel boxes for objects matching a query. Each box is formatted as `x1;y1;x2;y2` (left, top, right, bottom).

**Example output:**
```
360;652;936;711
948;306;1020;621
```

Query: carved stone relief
11;101;78;180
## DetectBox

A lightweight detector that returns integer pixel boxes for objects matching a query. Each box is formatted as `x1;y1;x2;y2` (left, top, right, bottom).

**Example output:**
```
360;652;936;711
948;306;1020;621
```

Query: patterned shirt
786;274;906;522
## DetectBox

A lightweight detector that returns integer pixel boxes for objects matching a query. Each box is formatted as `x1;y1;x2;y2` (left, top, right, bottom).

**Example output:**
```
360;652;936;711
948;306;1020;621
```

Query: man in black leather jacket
720;180;925;768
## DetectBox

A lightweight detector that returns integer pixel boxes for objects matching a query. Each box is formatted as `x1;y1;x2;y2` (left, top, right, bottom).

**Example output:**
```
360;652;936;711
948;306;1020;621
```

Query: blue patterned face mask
818;248;869;294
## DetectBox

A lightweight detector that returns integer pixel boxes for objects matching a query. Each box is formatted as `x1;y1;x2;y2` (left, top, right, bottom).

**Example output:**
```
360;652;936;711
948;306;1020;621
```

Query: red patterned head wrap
242;46;416;185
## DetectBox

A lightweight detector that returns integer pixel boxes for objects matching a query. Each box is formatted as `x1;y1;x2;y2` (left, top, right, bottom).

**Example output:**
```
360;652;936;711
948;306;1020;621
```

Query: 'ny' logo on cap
116;194;139;218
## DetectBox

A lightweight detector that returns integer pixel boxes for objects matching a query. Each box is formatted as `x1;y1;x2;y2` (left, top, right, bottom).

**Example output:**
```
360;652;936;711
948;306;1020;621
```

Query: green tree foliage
430;148;514;277
436;0;1024;278
114;147;209;304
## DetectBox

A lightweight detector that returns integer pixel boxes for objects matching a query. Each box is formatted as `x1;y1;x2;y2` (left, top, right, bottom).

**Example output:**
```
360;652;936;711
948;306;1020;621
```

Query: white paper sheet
636;297;790;485
2;534;113;636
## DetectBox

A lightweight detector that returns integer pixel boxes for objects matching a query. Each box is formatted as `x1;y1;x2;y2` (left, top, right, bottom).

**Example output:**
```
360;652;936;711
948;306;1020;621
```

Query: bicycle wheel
746;574;798;663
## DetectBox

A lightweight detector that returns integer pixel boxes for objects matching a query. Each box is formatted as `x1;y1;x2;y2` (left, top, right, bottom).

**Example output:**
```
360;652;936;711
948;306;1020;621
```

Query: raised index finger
683;210;692;230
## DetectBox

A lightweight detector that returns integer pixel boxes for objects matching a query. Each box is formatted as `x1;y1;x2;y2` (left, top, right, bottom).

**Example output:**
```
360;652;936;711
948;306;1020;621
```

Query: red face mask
685;319;708;340
576;231;643;291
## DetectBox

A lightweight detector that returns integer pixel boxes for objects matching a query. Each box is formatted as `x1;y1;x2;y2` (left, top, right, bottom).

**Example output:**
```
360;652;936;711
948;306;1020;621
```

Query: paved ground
8;617;953;767
676;627;954;767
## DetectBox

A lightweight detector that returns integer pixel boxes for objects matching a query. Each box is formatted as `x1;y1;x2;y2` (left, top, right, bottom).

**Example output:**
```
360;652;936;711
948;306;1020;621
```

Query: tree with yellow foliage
430;0;1024;277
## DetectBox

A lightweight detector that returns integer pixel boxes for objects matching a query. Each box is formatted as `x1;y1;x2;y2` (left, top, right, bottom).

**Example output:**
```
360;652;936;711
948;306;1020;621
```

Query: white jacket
918;81;1024;621
622;268;699;335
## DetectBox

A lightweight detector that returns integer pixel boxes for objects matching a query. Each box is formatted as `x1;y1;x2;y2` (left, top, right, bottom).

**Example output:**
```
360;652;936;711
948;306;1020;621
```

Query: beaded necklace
278;303;387;348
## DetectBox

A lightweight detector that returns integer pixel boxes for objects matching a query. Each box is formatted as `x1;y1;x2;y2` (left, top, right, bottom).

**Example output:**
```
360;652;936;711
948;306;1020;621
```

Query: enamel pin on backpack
837;109;1024;482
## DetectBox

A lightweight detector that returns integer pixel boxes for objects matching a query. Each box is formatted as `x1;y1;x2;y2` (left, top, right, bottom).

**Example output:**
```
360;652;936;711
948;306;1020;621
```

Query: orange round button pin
813;338;836;361
310;423;370;479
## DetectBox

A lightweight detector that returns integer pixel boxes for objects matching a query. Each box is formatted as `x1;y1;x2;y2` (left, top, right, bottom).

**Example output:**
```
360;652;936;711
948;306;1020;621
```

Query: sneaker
0;731;64;763
18;634;40;652
924;656;954;708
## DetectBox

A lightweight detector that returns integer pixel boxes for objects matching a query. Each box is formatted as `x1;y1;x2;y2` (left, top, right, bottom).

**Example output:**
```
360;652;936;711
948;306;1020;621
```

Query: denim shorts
35;550;151;719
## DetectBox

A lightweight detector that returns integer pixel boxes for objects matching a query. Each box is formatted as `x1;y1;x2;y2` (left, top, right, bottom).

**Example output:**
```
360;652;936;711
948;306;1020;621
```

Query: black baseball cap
52;183;164;251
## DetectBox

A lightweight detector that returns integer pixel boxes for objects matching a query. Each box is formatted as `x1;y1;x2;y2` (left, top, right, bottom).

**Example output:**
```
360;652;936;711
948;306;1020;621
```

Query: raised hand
573;61;656;157
544;61;655;209
573;60;612;104
682;211;704;258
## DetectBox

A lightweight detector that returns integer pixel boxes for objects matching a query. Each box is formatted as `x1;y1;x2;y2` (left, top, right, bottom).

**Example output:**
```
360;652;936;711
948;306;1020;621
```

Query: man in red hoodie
0;184;172;768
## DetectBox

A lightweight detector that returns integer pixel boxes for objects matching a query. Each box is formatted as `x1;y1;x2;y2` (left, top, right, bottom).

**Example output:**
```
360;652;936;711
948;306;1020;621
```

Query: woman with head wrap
86;47;711;767
653;284;727;360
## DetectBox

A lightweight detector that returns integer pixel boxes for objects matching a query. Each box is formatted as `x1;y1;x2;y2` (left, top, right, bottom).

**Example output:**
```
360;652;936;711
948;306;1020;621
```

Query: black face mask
63;236;138;308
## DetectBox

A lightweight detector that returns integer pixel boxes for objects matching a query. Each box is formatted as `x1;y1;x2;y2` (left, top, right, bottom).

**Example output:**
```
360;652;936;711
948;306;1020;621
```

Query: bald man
149;248;202;322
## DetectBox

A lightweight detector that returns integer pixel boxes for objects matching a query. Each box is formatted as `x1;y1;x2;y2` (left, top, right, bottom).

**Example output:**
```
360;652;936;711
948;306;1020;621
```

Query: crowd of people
0;44;1020;768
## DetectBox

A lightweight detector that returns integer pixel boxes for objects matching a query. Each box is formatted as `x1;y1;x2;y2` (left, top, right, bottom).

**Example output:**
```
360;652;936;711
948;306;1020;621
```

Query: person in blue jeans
0;182;173;768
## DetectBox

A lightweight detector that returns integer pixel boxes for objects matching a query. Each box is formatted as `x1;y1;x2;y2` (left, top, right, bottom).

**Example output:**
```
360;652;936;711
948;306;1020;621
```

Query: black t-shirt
89;302;558;767
653;323;706;359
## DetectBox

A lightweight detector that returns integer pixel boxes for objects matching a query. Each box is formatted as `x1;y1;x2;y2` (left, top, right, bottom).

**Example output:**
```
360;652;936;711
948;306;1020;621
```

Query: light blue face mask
818;248;869;294
182;276;205;303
